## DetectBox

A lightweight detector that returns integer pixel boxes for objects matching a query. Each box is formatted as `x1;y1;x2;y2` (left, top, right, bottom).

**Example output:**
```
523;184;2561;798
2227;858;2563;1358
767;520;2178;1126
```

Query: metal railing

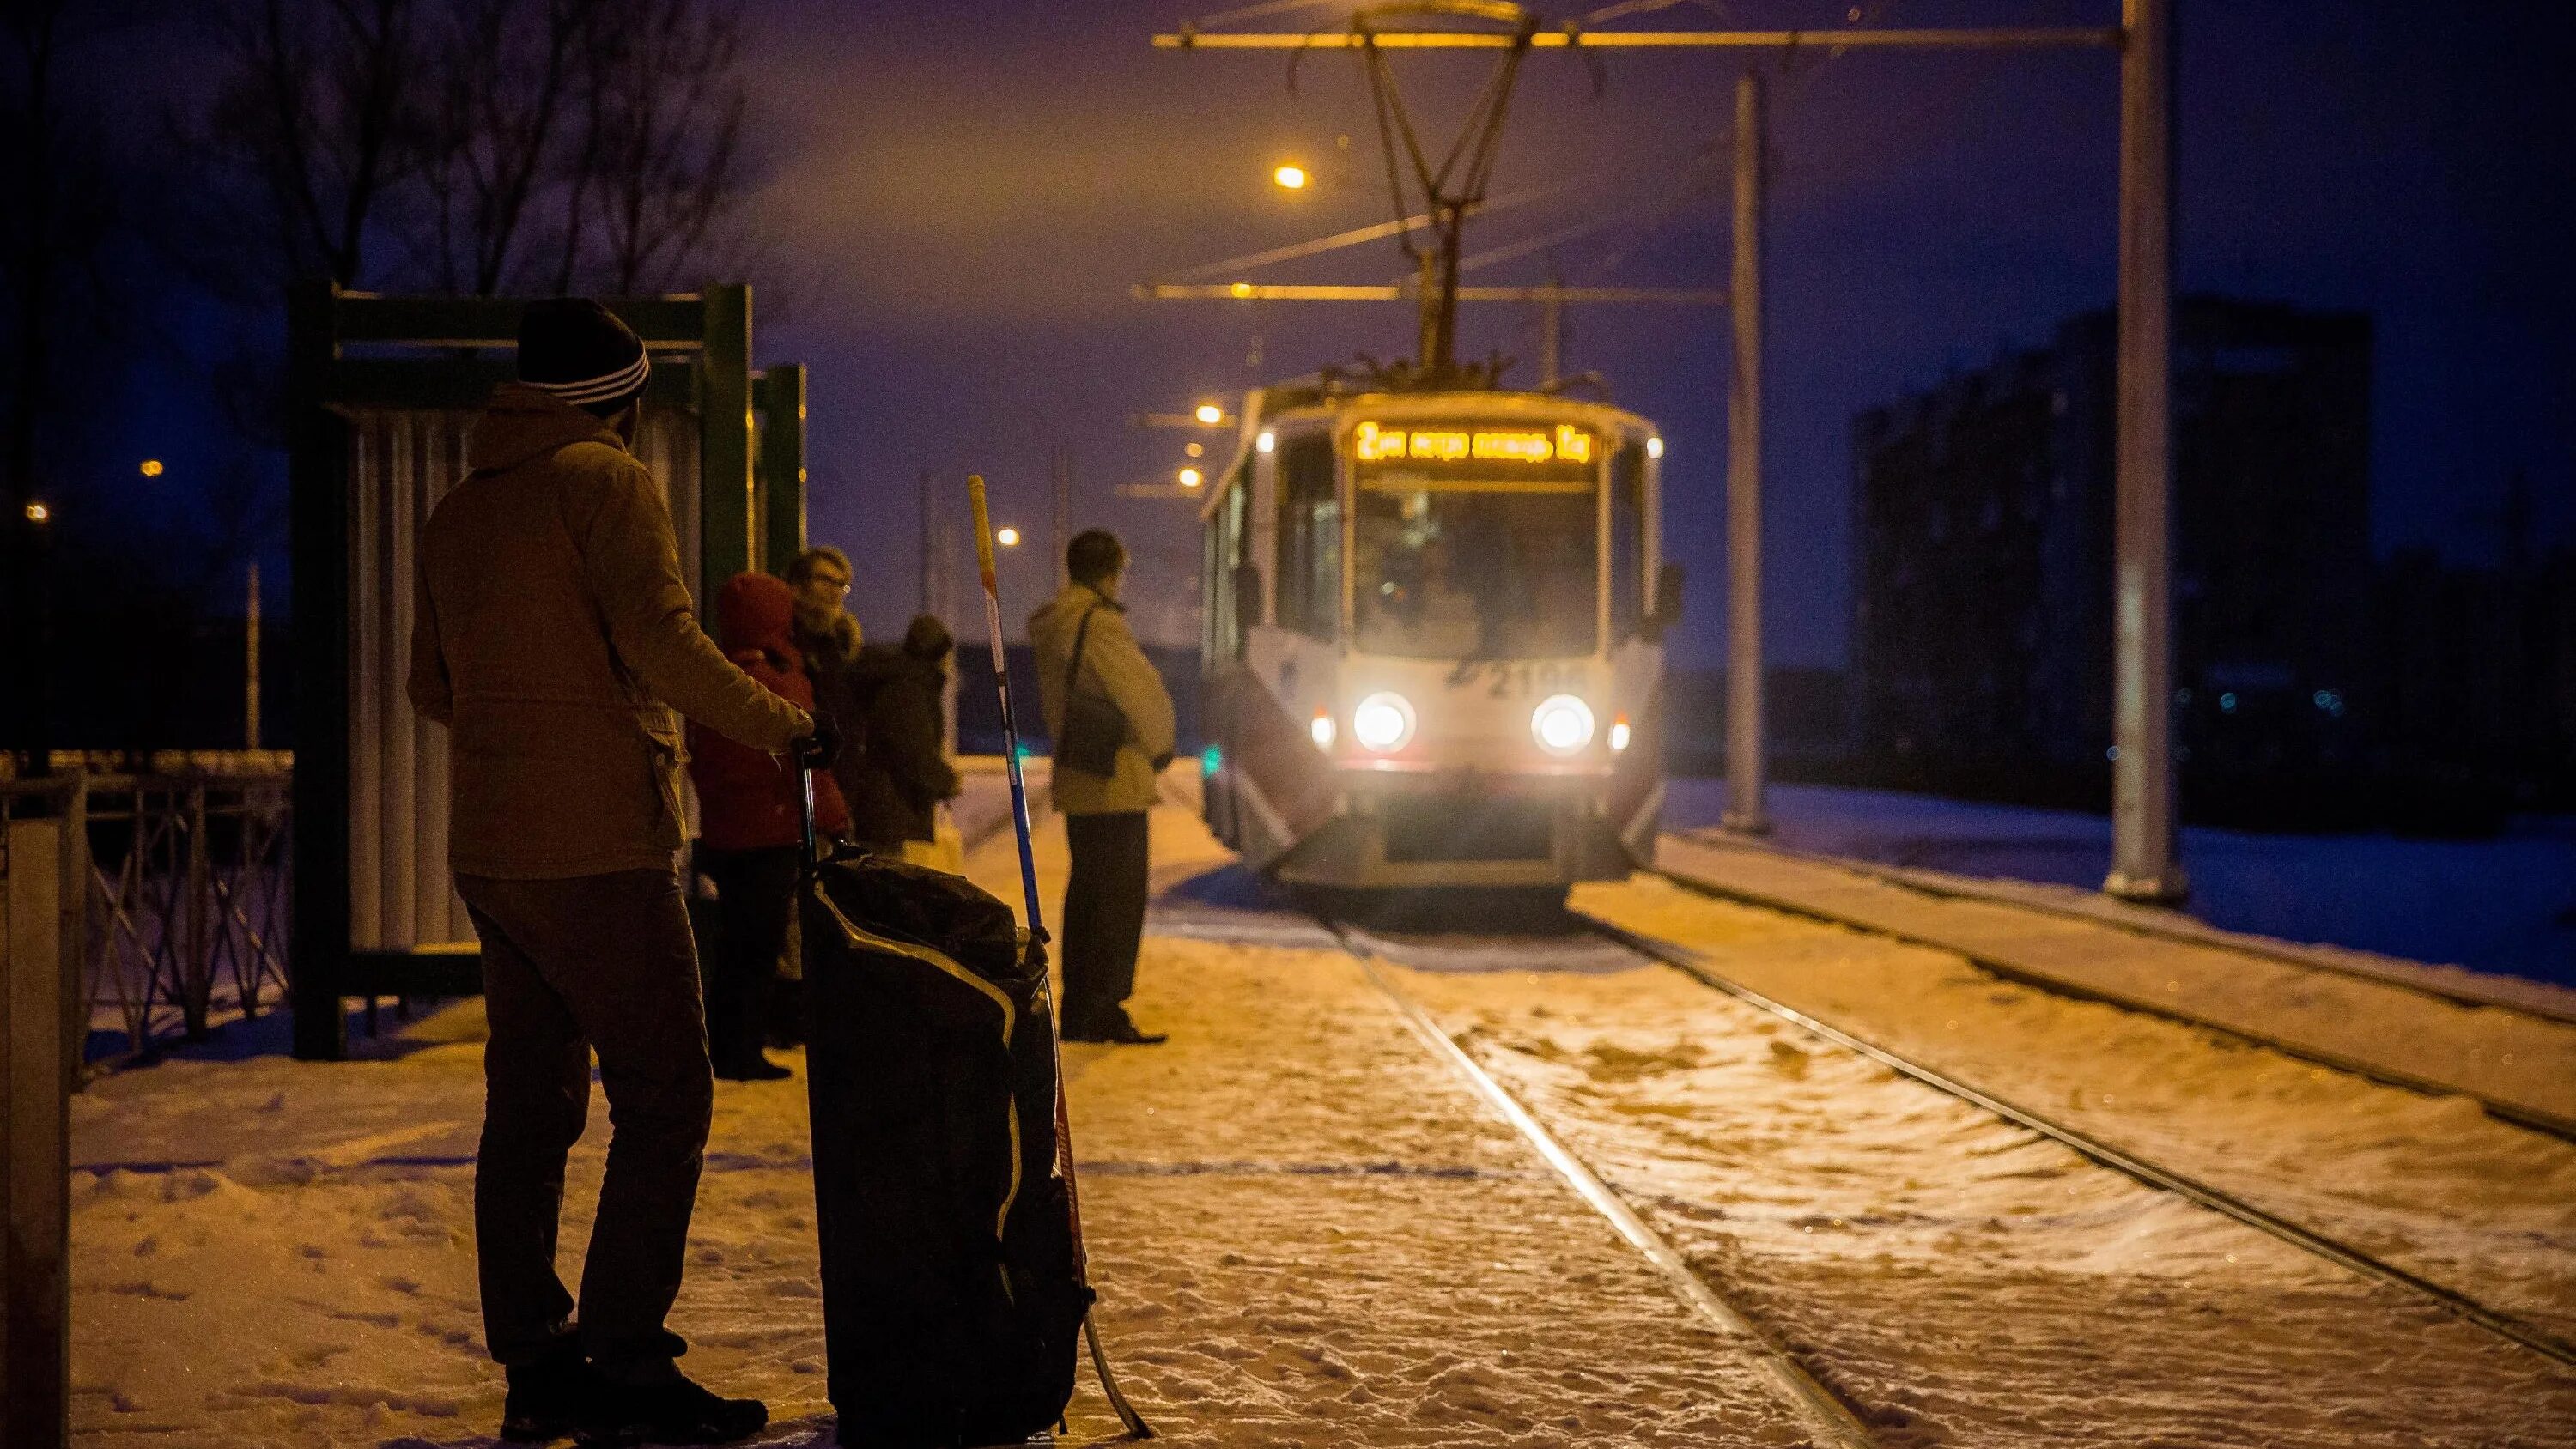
0;753;293;1073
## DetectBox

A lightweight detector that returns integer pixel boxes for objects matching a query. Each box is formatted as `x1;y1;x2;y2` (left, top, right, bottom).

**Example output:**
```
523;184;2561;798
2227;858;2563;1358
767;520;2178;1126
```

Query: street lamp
1194;403;1224;426
139;459;164;478
1273;164;1309;190
995;526;1021;548
25;501;51;524
1177;468;1203;489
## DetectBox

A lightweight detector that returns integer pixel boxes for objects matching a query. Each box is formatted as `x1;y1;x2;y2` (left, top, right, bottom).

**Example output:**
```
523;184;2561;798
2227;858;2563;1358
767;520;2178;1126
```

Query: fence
0;754;294;1070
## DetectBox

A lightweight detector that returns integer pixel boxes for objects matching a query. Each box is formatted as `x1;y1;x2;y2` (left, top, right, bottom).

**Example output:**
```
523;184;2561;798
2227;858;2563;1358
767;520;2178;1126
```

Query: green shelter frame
288;284;808;1060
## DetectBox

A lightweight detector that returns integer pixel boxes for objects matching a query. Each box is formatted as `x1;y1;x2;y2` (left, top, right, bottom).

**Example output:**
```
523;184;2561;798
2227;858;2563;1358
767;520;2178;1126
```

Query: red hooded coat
689;573;850;851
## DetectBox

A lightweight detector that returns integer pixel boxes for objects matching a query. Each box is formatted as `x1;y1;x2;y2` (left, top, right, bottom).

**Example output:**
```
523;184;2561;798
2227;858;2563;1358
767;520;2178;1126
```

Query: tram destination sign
1353;421;1597;475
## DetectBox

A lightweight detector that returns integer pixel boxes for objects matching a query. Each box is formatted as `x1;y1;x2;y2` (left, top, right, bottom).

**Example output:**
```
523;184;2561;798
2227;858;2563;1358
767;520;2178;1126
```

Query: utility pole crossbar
1153;28;2121;51
1137;282;1728;304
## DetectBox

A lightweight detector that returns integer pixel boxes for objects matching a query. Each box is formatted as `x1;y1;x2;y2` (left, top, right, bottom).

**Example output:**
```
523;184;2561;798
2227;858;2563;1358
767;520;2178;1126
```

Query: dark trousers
456;867;714;1372
1060;810;1149;1030
693;845;797;1071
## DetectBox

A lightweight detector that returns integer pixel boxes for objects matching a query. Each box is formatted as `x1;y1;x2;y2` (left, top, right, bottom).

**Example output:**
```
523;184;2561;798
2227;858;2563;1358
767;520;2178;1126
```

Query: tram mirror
1649;563;1687;635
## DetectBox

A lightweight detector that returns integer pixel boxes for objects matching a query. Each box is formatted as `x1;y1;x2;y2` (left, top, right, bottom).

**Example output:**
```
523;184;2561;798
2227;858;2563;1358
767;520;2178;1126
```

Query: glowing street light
1177;468;1203;489
25;501;52;524
995;526;1022;548
139;459;165;478
1273;164;1309;190
1194;403;1224;426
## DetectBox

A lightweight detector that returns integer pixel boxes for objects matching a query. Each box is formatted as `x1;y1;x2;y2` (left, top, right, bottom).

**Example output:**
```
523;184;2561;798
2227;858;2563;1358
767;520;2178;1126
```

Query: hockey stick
968;476;1156;1440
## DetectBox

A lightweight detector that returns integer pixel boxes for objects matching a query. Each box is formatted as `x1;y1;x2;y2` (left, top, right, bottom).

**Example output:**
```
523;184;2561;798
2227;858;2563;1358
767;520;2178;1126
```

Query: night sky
67;1;2576;667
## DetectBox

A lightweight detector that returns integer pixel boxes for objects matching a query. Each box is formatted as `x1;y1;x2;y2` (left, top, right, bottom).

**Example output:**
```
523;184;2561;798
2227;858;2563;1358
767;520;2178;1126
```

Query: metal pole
698;284;755;589
1722;70;1771;835
5;809;71;1449
1051;447;1072;592
2105;0;2184;901
1539;277;1564;388
759;363;808;575
918;470;936;615
244;564;261;751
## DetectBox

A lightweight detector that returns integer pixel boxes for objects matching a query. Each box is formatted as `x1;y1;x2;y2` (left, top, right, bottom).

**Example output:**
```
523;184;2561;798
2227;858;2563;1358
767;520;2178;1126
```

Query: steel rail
1647;863;2576;1145
1583;917;2576;1371
1321;919;1883;1449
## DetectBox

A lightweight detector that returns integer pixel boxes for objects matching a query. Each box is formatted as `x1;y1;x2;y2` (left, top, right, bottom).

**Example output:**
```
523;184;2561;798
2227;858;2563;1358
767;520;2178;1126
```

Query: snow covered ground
1382;931;2576;1446
66;797;1824;1446
64;777;2576;1446
1665;779;2576;988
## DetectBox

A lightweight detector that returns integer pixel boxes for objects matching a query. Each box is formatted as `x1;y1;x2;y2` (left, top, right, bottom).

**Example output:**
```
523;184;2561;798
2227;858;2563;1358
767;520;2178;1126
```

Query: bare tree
203;0;428;289
413;0;604;294
569;0;751;294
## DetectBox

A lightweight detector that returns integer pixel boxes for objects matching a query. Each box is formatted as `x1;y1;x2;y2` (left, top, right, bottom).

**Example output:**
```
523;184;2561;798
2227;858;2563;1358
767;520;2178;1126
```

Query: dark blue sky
73;1;2576;666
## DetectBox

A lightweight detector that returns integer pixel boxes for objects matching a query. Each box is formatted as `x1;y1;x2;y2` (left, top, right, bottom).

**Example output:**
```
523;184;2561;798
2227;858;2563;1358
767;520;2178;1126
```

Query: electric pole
1050;446;1072;591
2106;0;2184;901
1722;70;1769;835
246;564;262;751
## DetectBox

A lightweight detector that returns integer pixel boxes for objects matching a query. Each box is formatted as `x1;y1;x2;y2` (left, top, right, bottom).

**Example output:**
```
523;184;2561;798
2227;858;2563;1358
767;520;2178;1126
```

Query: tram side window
1275;436;1340;643
1610;441;1646;640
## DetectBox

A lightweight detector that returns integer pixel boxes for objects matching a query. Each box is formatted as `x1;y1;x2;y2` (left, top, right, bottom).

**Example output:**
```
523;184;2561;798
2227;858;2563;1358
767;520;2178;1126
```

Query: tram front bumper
1270;771;1637;891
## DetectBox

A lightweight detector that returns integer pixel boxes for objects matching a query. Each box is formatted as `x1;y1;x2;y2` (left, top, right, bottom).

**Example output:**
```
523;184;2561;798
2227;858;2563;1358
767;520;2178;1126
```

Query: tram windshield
1353;479;1597;659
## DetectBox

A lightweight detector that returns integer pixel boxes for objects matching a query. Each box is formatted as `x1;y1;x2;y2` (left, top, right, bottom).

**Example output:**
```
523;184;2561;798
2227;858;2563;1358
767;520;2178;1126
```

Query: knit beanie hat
517;298;650;415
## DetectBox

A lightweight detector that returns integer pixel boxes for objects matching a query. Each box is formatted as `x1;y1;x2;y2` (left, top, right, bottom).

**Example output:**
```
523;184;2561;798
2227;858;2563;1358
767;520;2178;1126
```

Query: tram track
1317;916;1885;1449
1316;905;2576;1429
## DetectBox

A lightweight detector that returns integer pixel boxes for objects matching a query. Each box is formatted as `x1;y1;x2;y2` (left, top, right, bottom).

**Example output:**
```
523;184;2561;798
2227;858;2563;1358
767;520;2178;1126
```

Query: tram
1197;384;1679;893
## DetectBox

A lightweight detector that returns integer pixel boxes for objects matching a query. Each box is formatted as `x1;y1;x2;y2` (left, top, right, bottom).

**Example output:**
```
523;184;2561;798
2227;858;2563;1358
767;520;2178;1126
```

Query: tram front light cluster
1350;692;1417;753
1531;694;1595;755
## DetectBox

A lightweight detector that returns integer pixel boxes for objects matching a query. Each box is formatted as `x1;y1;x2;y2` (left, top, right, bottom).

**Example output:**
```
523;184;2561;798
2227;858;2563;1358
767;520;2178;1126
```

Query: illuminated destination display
1353;421;1595;466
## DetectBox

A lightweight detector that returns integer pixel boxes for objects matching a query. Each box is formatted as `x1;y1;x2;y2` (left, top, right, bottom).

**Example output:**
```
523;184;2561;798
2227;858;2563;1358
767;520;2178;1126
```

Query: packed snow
62;775;2576;1446
1373;919;2576;1446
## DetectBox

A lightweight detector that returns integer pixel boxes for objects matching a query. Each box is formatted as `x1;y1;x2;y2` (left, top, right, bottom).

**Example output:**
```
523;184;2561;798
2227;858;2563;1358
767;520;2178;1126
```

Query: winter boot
583;1367;769;1446
501;1343;609;1443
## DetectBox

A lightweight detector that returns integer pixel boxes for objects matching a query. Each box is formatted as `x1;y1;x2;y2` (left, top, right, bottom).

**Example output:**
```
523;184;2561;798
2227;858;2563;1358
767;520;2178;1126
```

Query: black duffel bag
799;847;1091;1447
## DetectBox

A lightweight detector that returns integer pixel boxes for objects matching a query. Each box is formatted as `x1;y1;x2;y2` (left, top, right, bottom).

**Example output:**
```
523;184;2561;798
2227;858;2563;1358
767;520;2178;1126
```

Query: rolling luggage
798;839;1090;1446
795;476;1151;1448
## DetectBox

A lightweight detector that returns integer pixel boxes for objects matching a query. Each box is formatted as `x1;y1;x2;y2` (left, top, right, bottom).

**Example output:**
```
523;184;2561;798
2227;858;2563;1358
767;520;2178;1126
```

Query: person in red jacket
690;572;849;1081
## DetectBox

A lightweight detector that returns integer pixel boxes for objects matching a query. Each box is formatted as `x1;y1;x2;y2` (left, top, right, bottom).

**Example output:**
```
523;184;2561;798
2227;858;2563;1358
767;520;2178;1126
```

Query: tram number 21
1459;663;1583;700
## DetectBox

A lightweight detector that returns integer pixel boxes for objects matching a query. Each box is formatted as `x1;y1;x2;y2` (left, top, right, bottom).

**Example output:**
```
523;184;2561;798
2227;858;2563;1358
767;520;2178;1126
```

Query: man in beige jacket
1030;530;1177;1044
408;299;816;1446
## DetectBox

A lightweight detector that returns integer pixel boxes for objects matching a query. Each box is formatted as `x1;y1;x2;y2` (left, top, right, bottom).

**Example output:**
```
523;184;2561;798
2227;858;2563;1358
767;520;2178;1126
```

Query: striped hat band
524;352;651;407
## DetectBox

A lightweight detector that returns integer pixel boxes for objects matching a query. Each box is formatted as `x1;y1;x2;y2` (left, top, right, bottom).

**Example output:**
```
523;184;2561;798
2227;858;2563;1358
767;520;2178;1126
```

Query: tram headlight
1530;694;1595;755
1309;707;1336;749
1609;712;1632;752
1351;692;1416;753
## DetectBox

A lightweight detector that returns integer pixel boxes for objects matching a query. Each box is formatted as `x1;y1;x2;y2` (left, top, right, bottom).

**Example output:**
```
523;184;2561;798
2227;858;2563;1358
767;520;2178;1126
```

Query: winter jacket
841;642;962;851
1029;583;1176;816
794;613;872;816
409;385;811;879
690;573;851;851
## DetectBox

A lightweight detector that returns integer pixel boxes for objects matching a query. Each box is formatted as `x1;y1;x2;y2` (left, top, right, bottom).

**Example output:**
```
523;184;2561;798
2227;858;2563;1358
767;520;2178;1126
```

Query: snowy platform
64;788;2576;1446
1656;830;2576;1133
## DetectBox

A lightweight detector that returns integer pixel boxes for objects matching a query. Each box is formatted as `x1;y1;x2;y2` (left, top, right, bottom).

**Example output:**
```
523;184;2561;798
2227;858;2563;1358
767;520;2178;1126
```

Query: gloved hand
793;717;841;772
